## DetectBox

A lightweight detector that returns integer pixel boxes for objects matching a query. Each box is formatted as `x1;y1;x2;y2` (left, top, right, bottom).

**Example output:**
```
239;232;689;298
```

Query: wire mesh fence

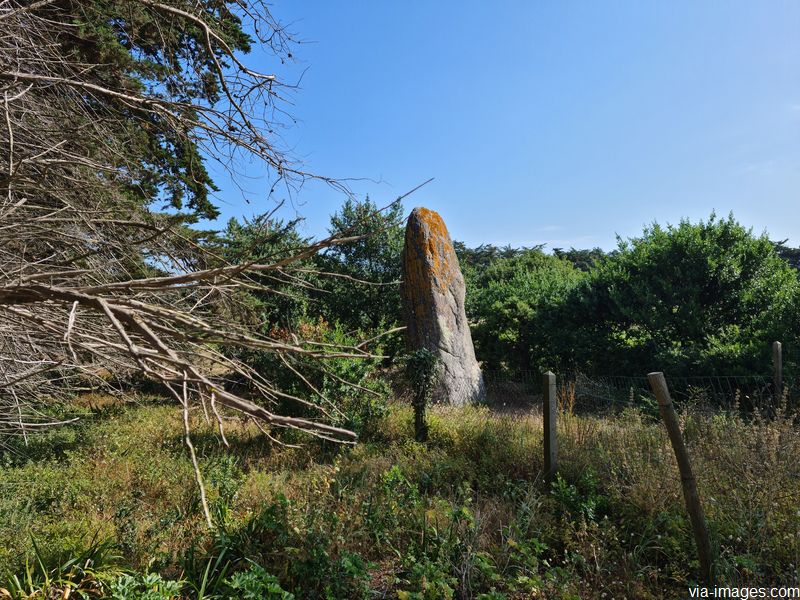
472;370;793;416
481;370;540;407
567;372;789;415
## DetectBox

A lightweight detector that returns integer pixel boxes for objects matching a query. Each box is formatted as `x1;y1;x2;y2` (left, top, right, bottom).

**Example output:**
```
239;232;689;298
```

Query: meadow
2;389;798;599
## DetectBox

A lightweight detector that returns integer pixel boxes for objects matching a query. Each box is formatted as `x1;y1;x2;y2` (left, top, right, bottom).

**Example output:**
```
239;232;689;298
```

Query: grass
0;392;799;598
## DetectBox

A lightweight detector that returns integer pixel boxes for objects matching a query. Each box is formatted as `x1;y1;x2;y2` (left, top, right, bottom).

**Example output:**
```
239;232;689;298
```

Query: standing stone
401;207;485;405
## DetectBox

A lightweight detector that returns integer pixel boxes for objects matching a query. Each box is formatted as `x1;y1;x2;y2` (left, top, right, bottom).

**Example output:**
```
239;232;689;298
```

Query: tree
565;214;800;376
454;242;543;273
773;240;800;274
218;215;314;328
464;248;585;373
314;197;405;332
0;1;370;525
214;214;393;437
552;247;606;272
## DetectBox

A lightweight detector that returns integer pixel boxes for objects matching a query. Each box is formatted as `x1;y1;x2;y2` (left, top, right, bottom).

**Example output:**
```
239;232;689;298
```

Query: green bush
563;213;800;377
464;248;585;374
314;197;405;335
240;318;390;437
550;471;609;523
224;563;294;599
110;573;183;600
189;493;371;599
462;213;800;383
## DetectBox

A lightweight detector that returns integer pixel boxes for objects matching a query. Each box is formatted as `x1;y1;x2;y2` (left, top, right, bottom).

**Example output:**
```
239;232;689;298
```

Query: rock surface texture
401;207;485;405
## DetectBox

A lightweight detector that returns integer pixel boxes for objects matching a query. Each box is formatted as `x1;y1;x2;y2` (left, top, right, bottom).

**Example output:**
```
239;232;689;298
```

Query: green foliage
53;1;257;220
110;573;183;600
205;455;246;528
191;493;371;599
315;197;405;333
217;216;313;328
464;248;585;373
404;349;441;402
254;319;390;436
4;398;800;597
224;563;295;599
565;213;800;376
552;247;607;272
216;214;393;436
550;471;609;523
396;558;456;599
391;477;500;599
461;213;800;380
477;592;509;600
772;240;800;273
2;538;124;600
214;198;407;340
454;242;539;272
403;349;441;442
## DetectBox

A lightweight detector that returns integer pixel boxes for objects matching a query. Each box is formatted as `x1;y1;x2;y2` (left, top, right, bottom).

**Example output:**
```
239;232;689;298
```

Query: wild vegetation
462;214;800;380
3;203;800;597
2;1;800;598
2;393;799;599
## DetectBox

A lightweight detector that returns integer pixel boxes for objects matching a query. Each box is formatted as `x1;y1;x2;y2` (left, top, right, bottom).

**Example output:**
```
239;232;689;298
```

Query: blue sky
205;1;800;251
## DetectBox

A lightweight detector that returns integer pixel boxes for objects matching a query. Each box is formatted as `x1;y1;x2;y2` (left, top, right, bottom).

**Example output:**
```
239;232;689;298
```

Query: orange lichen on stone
400;206;485;405
406;207;456;293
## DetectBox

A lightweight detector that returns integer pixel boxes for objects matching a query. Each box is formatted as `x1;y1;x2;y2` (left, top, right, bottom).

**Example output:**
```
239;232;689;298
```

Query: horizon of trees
220;201;800;383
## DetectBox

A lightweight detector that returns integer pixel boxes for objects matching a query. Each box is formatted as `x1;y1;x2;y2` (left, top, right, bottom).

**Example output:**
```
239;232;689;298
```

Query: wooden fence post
543;371;557;482
648;372;713;585
773;341;783;402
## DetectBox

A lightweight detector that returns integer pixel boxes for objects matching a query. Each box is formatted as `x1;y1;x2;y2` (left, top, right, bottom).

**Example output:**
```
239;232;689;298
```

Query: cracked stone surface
401;207;485;405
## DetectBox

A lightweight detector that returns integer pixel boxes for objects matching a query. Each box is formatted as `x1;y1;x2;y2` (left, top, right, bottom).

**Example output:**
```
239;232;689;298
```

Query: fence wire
464;370;794;416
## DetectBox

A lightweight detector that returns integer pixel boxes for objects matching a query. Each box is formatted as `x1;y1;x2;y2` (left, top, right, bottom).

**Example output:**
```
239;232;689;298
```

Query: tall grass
1;393;798;598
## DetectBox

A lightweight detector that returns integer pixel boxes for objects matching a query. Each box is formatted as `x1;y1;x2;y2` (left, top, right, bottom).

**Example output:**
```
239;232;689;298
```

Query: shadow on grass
0;393;170;466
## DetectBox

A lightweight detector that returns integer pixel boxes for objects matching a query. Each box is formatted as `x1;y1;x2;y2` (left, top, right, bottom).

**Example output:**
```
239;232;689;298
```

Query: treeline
463;216;800;378
217;204;800;388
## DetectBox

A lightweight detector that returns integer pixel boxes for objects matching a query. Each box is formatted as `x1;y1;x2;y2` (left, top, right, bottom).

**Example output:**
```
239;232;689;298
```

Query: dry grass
1;394;798;597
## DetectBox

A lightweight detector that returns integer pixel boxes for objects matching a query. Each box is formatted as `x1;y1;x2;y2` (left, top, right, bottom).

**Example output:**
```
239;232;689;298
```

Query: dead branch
0;0;381;458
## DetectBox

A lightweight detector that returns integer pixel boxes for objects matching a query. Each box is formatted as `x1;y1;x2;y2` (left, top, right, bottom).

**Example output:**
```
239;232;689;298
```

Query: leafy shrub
464;248;584;374
313;196;405;334
462;214;800;383
110;573;183;600
224;563;294;599
396;558;456;599
563;213;800;377
187;494;371;599
403;349;441;442
550;471;609;523
2;539;122;600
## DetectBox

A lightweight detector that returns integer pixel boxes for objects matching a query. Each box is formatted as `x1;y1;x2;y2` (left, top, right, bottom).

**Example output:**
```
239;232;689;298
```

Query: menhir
401;207;485;405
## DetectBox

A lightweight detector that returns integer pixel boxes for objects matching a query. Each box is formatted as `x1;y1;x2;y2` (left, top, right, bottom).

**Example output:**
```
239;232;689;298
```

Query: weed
3;396;800;597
